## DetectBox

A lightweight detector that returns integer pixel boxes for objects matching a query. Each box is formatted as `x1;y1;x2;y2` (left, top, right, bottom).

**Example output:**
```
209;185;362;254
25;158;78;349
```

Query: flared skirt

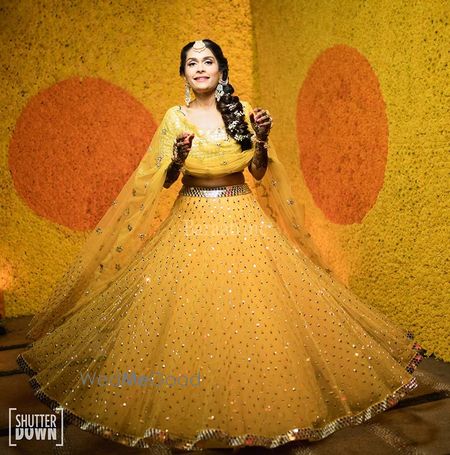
17;183;423;451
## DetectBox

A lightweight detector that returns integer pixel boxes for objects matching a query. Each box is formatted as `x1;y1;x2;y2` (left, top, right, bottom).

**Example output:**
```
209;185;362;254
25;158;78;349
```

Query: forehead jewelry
192;40;206;52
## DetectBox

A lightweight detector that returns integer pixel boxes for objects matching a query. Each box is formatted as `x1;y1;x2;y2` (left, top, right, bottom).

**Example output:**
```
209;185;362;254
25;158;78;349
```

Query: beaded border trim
180;183;251;198
16;341;424;451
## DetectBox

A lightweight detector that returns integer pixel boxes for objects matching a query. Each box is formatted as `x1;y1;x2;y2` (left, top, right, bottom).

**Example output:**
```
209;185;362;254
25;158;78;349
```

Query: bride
17;39;424;451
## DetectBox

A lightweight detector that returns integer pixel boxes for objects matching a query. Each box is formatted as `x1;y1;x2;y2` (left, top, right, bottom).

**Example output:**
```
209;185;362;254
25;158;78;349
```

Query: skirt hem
16;340;425;451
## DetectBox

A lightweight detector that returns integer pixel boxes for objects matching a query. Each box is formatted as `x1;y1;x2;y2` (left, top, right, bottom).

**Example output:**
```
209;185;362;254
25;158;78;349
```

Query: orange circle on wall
297;44;388;224
9;76;157;231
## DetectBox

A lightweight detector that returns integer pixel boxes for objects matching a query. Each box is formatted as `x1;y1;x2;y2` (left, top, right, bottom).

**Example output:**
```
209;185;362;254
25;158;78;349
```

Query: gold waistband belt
180;183;251;198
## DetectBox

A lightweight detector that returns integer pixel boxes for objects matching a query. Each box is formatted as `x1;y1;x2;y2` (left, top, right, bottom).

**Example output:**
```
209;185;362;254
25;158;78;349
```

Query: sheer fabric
27;101;331;340
17;100;423;451
18;189;422;449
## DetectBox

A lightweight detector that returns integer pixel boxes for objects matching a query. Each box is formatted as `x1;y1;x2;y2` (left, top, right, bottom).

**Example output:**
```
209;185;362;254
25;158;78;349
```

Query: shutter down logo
9;408;64;447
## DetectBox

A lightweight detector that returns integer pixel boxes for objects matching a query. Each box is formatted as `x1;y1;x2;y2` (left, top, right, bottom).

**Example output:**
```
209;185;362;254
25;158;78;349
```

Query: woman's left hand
250;108;273;141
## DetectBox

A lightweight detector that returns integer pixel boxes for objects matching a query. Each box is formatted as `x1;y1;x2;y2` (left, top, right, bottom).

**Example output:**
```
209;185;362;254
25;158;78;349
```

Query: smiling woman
185;48;219;91
17;38;424;452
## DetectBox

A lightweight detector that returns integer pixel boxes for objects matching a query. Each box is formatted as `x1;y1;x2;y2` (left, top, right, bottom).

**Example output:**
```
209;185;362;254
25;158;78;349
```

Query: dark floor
1;316;449;455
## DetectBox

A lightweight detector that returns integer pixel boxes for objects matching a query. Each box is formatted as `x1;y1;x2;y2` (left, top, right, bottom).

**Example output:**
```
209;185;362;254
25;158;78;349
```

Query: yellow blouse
157;101;256;178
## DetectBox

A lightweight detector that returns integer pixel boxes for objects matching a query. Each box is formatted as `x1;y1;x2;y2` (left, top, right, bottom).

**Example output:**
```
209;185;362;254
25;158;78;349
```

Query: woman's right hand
172;132;195;164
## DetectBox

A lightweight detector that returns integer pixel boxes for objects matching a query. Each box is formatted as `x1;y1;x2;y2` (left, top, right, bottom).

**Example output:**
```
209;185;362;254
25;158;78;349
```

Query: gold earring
185;81;191;106
215;75;228;102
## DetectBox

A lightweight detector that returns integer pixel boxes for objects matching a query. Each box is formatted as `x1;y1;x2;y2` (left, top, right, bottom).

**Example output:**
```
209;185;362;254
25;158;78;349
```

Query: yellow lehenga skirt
17;182;423;451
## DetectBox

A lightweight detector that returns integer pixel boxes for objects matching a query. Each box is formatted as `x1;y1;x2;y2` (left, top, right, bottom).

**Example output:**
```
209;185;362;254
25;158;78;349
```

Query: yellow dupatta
27;101;331;341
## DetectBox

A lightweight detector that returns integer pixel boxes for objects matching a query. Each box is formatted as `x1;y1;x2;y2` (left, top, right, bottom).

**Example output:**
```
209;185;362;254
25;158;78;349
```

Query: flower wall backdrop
1;0;448;360
251;0;449;360
0;0;254;314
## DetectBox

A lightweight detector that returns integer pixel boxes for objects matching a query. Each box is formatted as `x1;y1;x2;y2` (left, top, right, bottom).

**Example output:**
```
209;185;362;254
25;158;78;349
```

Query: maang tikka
185;40;205;106
192;40;206;52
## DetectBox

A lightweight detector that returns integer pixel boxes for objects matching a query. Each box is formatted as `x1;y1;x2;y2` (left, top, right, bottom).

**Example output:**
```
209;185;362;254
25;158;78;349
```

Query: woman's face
184;46;221;96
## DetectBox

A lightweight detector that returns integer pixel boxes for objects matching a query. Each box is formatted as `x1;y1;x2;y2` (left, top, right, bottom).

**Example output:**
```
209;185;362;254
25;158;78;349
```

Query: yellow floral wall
251;0;449;360
0;0;254;314
1;0;448;360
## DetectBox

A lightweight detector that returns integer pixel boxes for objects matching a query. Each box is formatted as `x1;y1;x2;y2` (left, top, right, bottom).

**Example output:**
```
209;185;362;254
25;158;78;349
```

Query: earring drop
215;76;228;102
185;82;191;106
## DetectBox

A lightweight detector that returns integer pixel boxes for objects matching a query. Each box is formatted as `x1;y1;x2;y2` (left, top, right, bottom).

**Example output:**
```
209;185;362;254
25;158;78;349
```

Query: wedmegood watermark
9;408;64;447
183;219;273;237
80;370;202;388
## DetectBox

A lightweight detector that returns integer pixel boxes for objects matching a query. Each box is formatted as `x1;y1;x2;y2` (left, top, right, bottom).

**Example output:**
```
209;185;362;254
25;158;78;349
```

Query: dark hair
179;39;253;151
